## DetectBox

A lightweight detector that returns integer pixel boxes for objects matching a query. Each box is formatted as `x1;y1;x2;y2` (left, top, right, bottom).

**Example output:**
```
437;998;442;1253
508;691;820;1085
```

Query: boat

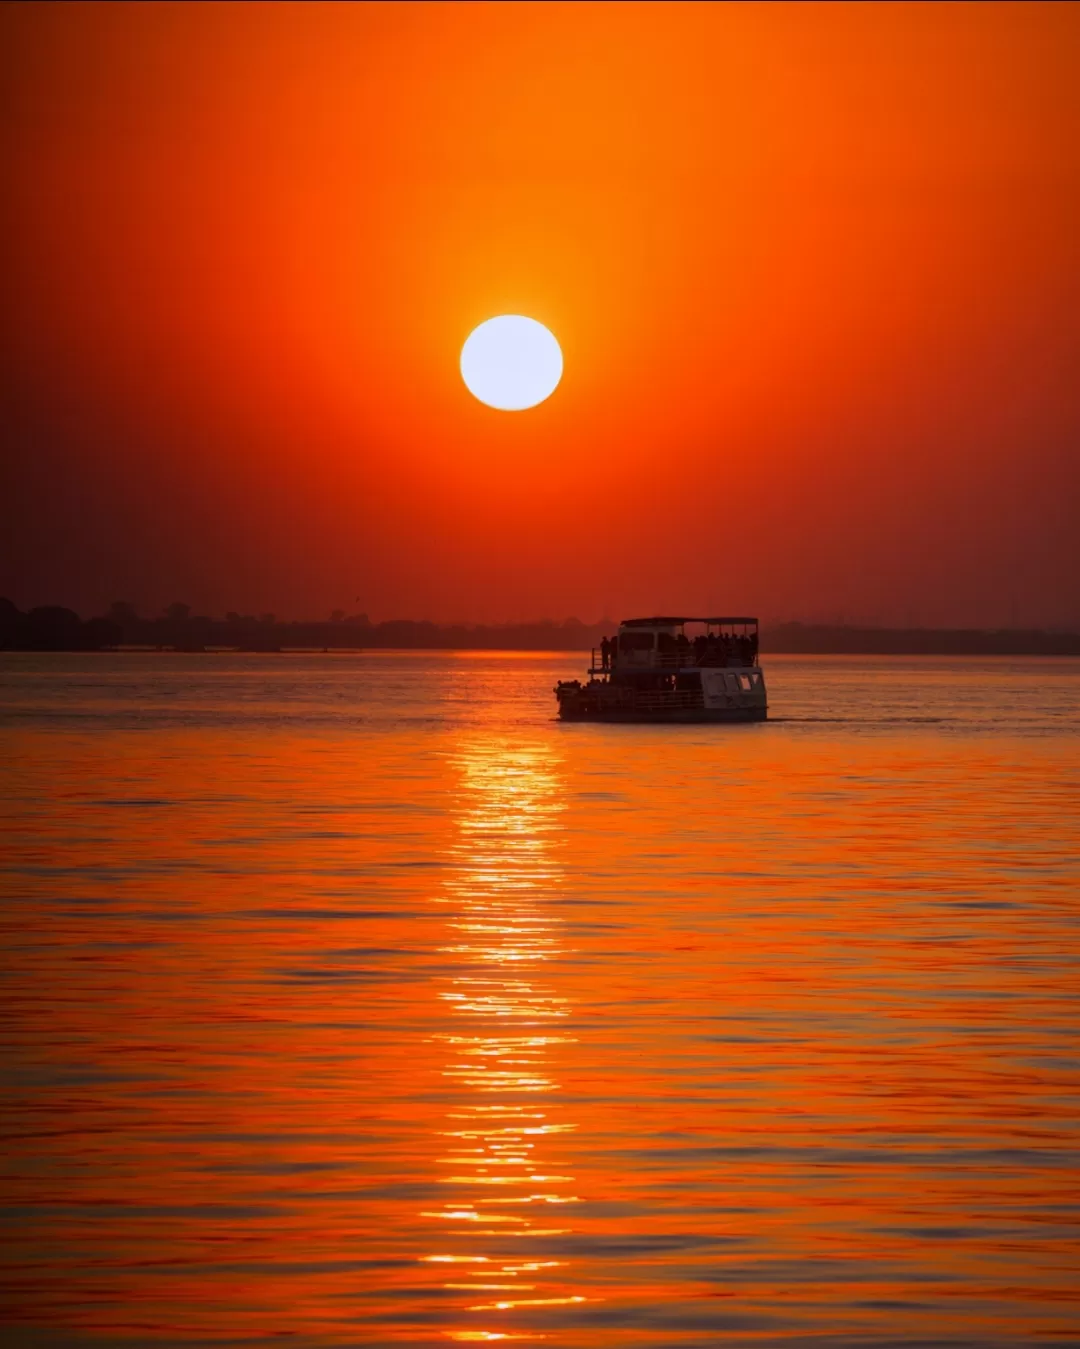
555;616;767;723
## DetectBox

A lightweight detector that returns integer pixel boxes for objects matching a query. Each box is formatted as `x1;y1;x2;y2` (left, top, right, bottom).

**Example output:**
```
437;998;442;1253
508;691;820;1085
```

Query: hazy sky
3;1;1079;625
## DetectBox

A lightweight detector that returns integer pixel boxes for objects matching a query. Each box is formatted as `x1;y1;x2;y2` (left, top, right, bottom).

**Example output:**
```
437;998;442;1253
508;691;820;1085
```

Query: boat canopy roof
620;615;758;627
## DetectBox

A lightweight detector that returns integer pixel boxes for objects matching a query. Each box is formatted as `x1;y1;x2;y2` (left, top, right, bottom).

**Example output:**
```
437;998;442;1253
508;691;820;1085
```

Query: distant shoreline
2;599;1078;658
36;643;1080;656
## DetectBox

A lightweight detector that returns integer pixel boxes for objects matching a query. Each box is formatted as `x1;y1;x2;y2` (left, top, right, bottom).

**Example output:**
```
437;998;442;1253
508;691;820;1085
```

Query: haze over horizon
3;2;1079;628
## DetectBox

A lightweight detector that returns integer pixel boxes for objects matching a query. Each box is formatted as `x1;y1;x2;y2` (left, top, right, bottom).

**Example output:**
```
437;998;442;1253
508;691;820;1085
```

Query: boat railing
590;647;758;674
629;689;706;712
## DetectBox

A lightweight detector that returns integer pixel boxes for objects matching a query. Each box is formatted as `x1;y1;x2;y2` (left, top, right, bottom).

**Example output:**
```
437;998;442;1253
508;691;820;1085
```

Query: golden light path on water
424;741;582;1341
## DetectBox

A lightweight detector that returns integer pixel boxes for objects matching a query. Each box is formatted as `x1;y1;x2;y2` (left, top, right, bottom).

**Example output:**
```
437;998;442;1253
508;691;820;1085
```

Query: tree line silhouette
0;599;610;652
1;599;1077;655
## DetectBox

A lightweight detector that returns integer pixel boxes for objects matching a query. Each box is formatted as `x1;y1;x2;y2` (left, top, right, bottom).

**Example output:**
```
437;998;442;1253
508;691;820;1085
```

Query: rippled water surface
2;652;1078;1347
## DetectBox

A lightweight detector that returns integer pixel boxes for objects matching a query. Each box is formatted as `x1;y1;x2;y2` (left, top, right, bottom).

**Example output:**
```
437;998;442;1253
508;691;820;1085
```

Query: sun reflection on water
423;740;581;1340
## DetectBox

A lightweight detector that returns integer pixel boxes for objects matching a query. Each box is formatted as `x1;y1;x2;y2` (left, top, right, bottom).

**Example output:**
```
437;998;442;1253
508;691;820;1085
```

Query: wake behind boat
555;616;767;723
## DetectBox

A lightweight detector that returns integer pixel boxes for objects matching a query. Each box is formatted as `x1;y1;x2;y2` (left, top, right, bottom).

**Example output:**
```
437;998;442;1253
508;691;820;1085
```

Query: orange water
2;653;1078;1346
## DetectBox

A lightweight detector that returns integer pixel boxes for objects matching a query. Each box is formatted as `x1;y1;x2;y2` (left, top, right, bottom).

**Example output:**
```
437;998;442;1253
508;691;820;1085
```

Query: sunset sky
3;1;1079;626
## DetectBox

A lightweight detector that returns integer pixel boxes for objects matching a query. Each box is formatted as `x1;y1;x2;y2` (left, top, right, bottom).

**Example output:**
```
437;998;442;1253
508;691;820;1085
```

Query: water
1;652;1078;1347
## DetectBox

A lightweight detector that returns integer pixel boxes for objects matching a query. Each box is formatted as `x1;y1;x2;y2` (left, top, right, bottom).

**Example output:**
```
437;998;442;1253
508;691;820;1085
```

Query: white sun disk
460;316;562;411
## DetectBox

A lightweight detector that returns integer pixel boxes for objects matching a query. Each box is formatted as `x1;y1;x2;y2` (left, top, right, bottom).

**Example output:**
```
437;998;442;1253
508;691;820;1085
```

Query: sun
460;315;563;411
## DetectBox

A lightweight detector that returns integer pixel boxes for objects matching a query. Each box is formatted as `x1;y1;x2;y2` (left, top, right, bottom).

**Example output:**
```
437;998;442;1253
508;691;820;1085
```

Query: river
2;652;1078;1346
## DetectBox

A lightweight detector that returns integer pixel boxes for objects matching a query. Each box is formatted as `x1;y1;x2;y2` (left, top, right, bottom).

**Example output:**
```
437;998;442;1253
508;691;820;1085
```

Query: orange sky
3;1;1079;626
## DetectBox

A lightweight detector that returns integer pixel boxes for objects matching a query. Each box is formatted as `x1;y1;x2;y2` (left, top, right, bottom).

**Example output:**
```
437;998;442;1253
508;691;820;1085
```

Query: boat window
619;632;655;652
738;673;753;691
750;670;761;686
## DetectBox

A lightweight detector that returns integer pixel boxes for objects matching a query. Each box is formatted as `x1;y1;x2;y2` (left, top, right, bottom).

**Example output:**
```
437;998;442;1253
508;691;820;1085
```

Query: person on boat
600;636;610;671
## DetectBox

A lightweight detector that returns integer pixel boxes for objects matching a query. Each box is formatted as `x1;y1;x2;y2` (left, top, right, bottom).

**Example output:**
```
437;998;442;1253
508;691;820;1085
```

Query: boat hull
557;705;766;724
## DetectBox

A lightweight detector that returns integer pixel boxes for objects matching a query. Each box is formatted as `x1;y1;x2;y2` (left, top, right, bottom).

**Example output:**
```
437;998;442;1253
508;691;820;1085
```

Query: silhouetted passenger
600;636;611;671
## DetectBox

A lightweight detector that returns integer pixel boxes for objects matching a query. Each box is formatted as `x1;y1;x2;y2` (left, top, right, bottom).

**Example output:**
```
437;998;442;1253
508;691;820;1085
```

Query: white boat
555;616;767;723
